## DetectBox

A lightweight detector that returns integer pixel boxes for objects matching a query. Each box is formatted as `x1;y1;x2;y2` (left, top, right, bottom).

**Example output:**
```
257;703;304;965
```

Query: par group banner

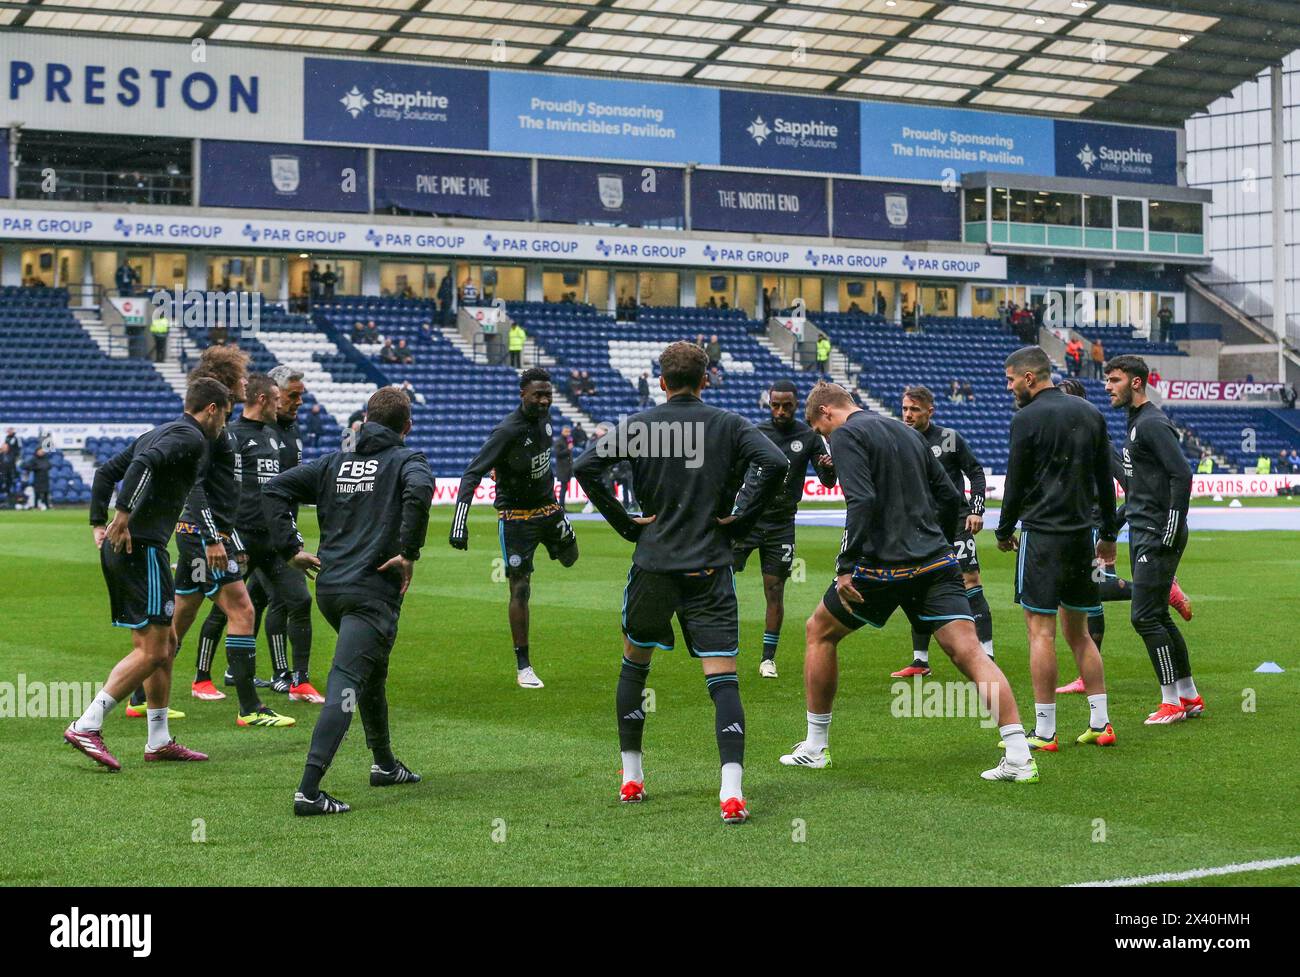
200;140;369;213
536;160;685;227
833;179;961;241
374;150;531;221
690;169;828;236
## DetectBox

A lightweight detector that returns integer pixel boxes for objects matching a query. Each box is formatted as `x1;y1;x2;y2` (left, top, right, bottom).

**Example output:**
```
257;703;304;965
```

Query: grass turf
0;508;1296;886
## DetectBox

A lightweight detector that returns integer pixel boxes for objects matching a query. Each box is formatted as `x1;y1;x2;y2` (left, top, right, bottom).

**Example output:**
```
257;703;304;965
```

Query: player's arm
956;433;987;522
925;447;964;536
724;422;789;539
450;423;511;549
995;414;1031;544
830;430;876;577
1149;419;1193;547
573;426;640;540
1093;417;1119;544
89;444;134;547
263;456;328;560
377;452;436;596
812;433;836;487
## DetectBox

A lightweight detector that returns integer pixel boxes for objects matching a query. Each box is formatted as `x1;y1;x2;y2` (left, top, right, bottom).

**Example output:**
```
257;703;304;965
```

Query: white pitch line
1067;855;1300;887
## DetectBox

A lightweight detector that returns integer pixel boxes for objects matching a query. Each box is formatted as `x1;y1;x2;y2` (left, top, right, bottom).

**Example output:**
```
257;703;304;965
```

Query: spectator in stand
22;447;52;510
4;428;20;461
1157;304;1174;344
719;297;730;310
394;379;426;406
1197;450;1214;475
0;442;16;508
948;379;964;404
762;288;773;319
554;427;574;510
309;264;323;307
379;338;399;364
351;320;367;345
566;369;583;400
580;370;598;396
571;422;588;451
705;334;723;368
418;321;434;343
1149;368;1162;387
637;372;652;408
706;296;718;309
997;301;1009;329
508;321;527;369
1289;448;1300;471
364;319;381;343
437;272;454;327
1032;300;1046;328
758;387;772;410
708;364;725;388
1090;337;1106;379
960;380;976;403
306;404;325;448
848;301;861;314
396;339;415;364
1278;449;1294;475
461;277;480;306
1257;453;1272;474
321;265;337;302
1065;336;1084;377
114;262;140;297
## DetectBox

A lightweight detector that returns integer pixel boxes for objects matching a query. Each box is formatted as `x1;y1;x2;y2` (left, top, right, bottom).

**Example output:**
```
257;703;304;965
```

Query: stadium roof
5;0;1300;128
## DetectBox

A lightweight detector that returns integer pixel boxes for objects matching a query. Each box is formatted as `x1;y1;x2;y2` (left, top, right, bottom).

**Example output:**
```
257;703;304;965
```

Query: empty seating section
1076;324;1185;359
0;286;181;424
817;313;1024;471
1163;407;1299;470
317;297;565;476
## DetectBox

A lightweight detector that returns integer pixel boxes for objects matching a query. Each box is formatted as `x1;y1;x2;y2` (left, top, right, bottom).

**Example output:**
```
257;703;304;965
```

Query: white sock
1175;677;1199;700
146;708;171;750
805;711;832;751
1033;702;1056;740
720;762;743;801
981;640;995;659
73;690;118;733
620;750;643;784
1160;683;1179;705
913;647;929;664
999;724;1031;764
1087;693;1110;729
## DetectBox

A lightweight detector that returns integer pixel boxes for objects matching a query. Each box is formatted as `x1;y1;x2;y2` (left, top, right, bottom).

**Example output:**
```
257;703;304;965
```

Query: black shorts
100;543;175;629
174;532;242;597
1130;527;1186;623
498;505;577;577
822;555;972;633
733;519;796;579
622;565;738;658
1014;528;1101;615
952;526;980;573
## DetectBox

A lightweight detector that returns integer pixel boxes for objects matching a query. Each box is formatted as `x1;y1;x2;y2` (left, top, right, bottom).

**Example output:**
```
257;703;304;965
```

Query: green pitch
1;509;1296;887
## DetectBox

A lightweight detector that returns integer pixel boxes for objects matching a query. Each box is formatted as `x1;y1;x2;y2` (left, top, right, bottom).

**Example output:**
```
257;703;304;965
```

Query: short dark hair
244;372;277;407
185;376;230;414
1058;377;1087;398
1005;345;1053;382
902;384;934;407
659;341;709;390
770;379;798;396
366;386;411;434
1104;354;1150;387
519;366;550;391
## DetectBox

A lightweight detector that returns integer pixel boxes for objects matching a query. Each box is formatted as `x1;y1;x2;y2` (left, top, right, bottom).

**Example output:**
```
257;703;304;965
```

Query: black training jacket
1120;401;1192;544
735;418;836;524
916;422;987;520
263;422;434;606
178;426;241;543
451;407;556;541
229;413;283;537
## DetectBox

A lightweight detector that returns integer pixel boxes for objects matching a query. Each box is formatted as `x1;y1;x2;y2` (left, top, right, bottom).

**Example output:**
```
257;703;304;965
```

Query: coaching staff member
262;387;434;816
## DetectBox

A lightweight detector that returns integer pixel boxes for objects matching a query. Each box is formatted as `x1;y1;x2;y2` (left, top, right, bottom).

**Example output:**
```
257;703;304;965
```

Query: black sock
299;764;323;799
966;586;993;644
292;669;309;687
1088;611;1106;654
761;630;779;662
288;603;312;676
372;746;396;770
910;627;930;660
616;656;650;752
130;685;146;707
225;636;260;713
707;673;745;767
514;644;530;670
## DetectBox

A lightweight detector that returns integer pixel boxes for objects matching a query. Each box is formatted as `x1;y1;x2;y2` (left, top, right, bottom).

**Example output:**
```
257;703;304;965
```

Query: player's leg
962;570;995;659
352;601;418;786
1132;531;1200;723
1060;607;1105;694
759;573;785;678
895;625;933;677
216;579;291;726
173;535;222;701
294;595;384;814
1014;529;1067;751
1059;607;1115;744
262;557;318;701
1024;610;1062;749
502;515;545;687
680;568;747;823
616;566;675;803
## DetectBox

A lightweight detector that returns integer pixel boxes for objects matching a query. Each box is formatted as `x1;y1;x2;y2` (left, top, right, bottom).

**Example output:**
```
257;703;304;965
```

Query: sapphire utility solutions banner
373;150;531;220
833;180;960;241
1053;120;1178;184
720;91;860;174
537;160;685;227
691;170;828;236
199;141;369;213
303;57;489;150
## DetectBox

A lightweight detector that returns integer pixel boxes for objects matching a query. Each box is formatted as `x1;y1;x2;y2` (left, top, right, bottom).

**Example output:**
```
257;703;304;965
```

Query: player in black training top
894;384;994;678
576;342;788;823
450;367;578;690
1103;355;1203;725
997;346;1118;753
263;387;434;816
780;382;1038;784
65;378;230;772
732;379;835;679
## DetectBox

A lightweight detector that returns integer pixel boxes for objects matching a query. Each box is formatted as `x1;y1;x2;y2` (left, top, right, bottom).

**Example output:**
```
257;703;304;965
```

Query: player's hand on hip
965;513;984;534
289;550;321;578
205;540;229;574
92;525;107;549
376;554;414;595
997;533;1018;552
835;572;864;606
1096;539;1117;563
106;512;132;553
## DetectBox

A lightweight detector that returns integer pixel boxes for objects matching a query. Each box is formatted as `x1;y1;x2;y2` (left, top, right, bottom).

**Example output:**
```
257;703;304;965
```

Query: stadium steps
256;330;376;421
73;309;129;360
151;338;189;400
436;324;489;365
826;342;895;419
64;450;99;488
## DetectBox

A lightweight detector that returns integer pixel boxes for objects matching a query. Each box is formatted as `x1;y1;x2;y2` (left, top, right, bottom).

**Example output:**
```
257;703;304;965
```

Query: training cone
1255;661;1285;673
